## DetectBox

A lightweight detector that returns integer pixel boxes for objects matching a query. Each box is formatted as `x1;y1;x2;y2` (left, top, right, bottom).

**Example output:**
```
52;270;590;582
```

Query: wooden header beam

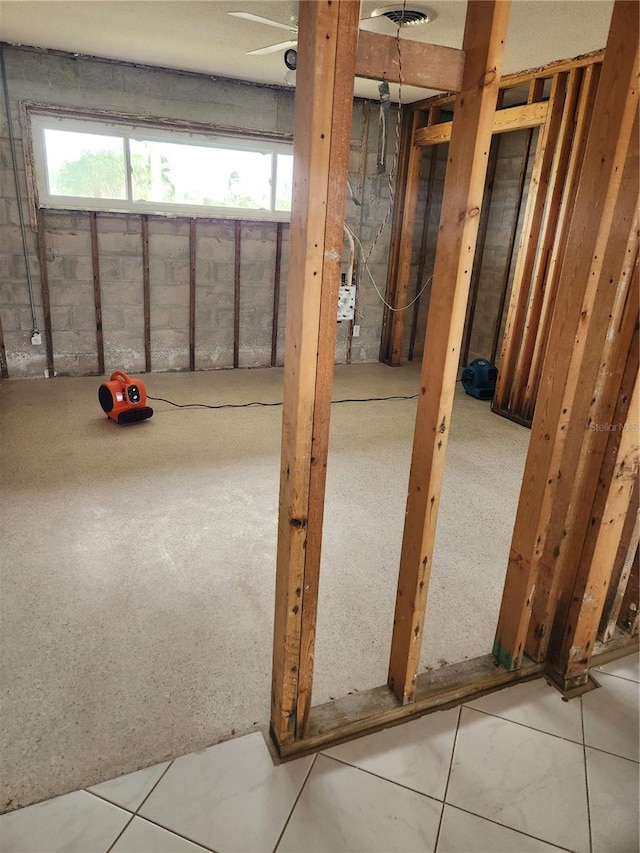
415;101;548;146
409;48;604;112
355;30;464;93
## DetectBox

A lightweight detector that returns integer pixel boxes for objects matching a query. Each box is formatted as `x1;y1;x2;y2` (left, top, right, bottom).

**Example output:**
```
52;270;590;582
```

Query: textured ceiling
0;1;613;102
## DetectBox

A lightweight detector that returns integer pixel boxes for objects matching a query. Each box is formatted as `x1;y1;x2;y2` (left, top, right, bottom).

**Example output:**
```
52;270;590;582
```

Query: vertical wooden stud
528;211;638;663
35;208;54;376
271;221;283;367
379;111;425;366
271;0;360;748
510;68;581;414
489;126;533;366
189;218;196;371
493;1;639;671
600;501;640;643
234;220;241;369
492;73;567;414
461;129;502;367
521;63;601;420
141;215;151;373
555;371;639;686
0;311;8;379
388;0;510;704
408;108;440;363
89;212;105;375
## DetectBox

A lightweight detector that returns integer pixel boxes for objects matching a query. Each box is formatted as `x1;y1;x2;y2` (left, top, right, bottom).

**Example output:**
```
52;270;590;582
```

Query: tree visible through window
32;114;293;220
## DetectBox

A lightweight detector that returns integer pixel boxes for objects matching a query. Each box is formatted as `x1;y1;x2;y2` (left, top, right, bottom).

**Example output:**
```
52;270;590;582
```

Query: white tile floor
1;654;638;853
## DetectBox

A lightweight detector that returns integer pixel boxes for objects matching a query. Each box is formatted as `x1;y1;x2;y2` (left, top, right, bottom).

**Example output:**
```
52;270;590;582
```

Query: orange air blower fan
98;371;153;424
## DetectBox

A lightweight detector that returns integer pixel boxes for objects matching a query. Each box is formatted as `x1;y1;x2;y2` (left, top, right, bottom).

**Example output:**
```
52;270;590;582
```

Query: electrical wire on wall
0;46;40;341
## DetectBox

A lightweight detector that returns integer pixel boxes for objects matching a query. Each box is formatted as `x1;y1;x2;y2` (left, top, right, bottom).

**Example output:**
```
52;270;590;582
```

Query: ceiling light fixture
370;5;436;26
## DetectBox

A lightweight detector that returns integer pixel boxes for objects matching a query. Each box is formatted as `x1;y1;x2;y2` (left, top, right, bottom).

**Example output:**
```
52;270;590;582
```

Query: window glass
31;113;293;220
275;153;294;211
44;129;126;199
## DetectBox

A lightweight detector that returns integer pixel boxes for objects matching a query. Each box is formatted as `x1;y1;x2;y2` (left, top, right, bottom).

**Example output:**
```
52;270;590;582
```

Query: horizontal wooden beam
409;49;604;112
415;101;548;146
355;30;464;93
277;655;543;758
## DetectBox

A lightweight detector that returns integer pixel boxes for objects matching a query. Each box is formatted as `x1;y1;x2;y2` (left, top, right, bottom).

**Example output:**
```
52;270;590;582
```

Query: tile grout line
272;753;318;853
104;812;136;853
467;704;584;746
433;704;462;851
583;743;640;764
581;697;594;853
121;811;220;852
134;760;175;814
442;802;582;853
592;668;640;685
320;753;450;807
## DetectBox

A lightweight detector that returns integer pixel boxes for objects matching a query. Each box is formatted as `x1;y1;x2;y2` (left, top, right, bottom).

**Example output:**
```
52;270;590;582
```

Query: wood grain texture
355;30;464;93
189;218;196;372
492;73;567;414
270;0;360;749
141;215;151;373
415;102;547;147
89;212;105;376
388;0;510;704
35;208;54;376
493;0;640;671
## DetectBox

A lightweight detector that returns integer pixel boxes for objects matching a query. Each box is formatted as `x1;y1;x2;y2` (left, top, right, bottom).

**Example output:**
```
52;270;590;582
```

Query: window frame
24;104;294;222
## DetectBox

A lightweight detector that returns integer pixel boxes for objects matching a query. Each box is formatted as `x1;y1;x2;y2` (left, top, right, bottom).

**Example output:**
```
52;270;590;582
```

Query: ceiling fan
228;5;435;56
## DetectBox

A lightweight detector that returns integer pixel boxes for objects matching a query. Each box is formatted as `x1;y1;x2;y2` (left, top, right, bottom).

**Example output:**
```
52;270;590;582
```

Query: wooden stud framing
489;127;533;365
141;215;151;373
415;101;548;146
35;208;54;377
89;212;105;375
270;221;283;368
234;220;241;370
387;0;510;704
600;499;640;644
408;128;438;362
379;109;425;366
409;49;604;113
355;31;464;93
270;0;360;749
533;213;639;665
189;218;196;372
618;547;640;637
510;68;581;414
553;372;639;687
520;63;601;421
493;1;639;671
492;73;566;414
461;130;502;368
0;311;8;379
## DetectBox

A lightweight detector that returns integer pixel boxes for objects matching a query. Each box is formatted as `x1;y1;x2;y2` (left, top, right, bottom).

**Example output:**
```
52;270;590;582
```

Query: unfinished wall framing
271;0;638;758
0;44;399;377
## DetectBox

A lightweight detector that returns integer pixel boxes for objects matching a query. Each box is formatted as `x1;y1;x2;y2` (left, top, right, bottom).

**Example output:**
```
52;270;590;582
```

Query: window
29;113;293;220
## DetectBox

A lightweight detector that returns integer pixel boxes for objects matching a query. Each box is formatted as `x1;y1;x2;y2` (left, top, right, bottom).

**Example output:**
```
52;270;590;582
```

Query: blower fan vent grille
372;5;434;26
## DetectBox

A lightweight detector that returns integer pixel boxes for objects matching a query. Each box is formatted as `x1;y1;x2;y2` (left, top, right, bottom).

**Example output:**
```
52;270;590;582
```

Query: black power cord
146;393;420;411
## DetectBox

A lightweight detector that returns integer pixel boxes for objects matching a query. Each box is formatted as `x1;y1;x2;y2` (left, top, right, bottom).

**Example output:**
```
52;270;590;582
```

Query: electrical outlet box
337;285;356;322
31;332;42;346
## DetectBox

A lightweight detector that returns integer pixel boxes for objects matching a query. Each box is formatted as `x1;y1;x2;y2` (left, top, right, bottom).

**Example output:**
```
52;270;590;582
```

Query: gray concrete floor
0;363;529;811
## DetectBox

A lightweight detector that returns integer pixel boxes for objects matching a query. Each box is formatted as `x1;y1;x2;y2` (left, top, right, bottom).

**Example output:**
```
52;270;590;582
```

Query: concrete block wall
405;127;536;368
0;44;395;378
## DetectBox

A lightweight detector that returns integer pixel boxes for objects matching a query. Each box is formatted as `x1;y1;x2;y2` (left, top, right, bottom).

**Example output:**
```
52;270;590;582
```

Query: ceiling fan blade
247;40;298;56
228;12;297;32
